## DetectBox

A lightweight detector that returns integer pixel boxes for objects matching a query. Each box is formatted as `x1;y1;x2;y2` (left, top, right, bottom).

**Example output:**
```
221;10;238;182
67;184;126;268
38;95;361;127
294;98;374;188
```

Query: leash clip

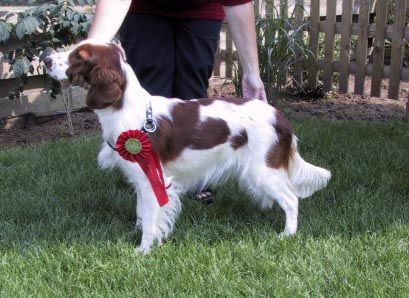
143;101;157;133
143;119;157;133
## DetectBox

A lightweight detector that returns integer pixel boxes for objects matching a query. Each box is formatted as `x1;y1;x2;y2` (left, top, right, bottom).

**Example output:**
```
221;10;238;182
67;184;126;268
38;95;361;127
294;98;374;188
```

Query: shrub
234;0;312;101
0;0;95;99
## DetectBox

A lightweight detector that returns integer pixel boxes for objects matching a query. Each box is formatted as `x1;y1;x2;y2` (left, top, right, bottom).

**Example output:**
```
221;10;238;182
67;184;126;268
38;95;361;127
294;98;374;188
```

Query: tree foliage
1;0;95;99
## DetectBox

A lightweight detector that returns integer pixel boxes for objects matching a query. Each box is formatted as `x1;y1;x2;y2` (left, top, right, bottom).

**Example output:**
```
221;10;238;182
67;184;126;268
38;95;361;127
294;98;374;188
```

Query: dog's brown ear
77;48;91;61
89;66;124;87
66;47;93;81
67;44;126;109
85;66;126;110
86;83;123;110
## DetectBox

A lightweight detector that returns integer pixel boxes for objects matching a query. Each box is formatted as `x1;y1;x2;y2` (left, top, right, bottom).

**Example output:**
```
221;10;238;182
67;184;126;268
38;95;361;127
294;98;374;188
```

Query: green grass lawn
1;118;408;297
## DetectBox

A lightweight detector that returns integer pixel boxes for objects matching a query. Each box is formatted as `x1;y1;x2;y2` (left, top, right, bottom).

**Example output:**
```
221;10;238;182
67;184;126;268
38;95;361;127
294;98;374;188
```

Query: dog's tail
288;137;331;199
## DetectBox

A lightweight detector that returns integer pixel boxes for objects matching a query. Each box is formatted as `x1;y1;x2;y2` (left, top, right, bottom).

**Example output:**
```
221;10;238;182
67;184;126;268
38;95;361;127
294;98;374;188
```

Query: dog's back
153;97;331;210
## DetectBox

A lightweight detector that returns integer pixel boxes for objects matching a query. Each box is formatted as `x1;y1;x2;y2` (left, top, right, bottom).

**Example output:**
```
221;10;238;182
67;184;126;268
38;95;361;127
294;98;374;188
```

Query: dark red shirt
129;0;252;20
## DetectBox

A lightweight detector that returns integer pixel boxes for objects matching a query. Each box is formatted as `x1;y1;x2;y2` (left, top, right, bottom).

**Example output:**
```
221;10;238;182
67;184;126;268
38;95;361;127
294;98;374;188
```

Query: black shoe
193;188;214;205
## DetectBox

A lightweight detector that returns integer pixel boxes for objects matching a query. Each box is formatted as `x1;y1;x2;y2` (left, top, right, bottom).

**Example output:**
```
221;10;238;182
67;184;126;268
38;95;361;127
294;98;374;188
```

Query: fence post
323;0;337;92
307;0;319;90
370;0;388;97
294;0;304;86
407;95;409;120
354;0;370;96
213;26;222;77
278;0;289;88
254;0;264;17
339;0;353;94
389;0;407;100
225;27;233;79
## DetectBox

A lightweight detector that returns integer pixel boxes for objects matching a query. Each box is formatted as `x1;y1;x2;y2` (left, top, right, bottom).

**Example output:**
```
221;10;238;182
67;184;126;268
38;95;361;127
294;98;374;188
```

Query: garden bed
0;77;407;148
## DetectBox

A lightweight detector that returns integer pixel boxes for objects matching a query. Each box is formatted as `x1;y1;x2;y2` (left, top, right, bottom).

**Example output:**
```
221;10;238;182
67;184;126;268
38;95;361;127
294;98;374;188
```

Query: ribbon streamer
115;129;169;207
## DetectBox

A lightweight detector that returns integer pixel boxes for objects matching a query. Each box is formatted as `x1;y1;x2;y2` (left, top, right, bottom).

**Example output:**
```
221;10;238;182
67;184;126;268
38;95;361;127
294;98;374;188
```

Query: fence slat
225;28;233;79
389;0;407;99
294;0;304;85
315;60;409;81
213;38;221;77
339;0;353;93
370;0;388;97
279;0;289;87
317;22;409;40
307;0;319;89
323;0;337;92
354;0;370;95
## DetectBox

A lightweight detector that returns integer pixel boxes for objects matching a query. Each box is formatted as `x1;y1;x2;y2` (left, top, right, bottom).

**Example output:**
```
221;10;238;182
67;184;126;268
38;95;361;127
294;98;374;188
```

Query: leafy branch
0;0;95;99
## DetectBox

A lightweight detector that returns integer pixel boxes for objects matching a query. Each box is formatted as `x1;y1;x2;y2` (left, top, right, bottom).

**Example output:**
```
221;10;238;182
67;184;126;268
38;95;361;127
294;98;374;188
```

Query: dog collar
107;101;157;149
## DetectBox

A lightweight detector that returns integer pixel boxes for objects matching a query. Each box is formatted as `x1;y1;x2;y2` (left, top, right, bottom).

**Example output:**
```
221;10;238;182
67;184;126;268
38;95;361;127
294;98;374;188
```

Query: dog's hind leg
247;168;299;237
274;187;299;237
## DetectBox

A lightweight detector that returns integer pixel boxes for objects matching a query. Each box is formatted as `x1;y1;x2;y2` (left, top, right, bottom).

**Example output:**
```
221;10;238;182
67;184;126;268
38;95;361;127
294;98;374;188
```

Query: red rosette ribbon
115;129;169;207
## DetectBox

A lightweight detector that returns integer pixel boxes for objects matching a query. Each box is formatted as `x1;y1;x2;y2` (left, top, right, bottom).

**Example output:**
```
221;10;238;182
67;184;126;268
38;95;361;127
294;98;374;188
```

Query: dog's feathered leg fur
120;162;181;254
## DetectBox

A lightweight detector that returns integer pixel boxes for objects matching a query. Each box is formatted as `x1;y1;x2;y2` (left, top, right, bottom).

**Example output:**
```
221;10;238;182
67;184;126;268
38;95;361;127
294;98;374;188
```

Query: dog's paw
135;218;142;230
97;145;116;170
278;230;296;239
135;245;151;255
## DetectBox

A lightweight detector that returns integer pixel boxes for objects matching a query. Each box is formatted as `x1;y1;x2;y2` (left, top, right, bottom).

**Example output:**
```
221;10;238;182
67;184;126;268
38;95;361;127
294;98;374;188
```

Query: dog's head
45;42;127;110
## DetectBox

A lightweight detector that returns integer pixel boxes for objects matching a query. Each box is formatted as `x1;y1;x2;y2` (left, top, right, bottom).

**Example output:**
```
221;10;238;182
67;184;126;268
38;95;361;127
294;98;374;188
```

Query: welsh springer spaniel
46;41;331;253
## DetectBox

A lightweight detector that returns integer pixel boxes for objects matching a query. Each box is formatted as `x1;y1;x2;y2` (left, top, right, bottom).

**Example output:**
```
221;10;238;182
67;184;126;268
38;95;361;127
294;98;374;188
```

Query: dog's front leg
121;162;181;254
98;142;118;170
134;184;162;254
121;162;170;254
135;181;182;254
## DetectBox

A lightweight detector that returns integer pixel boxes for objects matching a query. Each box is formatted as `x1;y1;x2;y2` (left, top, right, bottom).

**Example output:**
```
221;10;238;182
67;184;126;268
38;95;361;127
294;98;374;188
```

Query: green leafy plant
234;1;314;101
0;0;95;99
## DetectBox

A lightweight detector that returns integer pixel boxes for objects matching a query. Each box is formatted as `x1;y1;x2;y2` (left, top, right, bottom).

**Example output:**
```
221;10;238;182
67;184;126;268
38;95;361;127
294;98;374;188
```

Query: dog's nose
43;56;52;69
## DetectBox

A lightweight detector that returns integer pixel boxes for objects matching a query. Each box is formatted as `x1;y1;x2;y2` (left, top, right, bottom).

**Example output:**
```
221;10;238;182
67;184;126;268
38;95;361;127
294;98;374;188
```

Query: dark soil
0;110;99;149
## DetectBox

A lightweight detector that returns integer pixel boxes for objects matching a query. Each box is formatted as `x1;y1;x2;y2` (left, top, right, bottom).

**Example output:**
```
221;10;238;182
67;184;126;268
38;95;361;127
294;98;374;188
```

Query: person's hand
242;73;267;102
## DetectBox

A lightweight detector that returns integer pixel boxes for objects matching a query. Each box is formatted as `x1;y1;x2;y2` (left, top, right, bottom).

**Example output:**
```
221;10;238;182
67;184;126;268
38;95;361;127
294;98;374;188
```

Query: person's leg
173;19;222;100
119;14;175;97
174;20;222;203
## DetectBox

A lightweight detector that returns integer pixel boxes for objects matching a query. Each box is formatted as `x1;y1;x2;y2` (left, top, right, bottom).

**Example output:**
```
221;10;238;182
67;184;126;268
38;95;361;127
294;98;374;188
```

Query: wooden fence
213;24;235;79
215;0;409;100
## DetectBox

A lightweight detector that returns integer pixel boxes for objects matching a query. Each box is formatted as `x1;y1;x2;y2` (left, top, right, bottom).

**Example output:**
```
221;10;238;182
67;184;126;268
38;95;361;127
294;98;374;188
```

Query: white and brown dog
46;41;331;253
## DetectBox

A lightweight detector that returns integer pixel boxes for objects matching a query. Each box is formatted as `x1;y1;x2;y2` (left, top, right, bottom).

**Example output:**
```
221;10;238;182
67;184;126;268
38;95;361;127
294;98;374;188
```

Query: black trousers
120;14;222;100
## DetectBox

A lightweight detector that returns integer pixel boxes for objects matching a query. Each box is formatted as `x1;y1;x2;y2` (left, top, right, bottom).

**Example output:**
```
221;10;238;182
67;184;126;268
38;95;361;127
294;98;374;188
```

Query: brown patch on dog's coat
149;101;231;164
66;44;126;110
230;129;248;150
266;110;293;169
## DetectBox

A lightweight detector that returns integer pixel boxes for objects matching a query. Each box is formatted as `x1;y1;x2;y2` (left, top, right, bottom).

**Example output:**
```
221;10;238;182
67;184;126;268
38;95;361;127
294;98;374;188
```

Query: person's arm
88;0;132;42
224;2;267;101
